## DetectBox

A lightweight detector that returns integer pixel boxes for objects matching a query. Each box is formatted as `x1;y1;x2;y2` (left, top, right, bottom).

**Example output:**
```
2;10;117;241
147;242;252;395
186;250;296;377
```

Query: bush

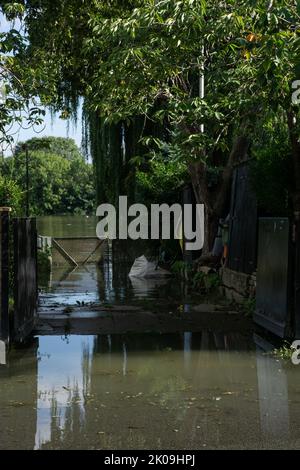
192;271;221;292
0;177;23;305
0;176;23;215
0;137;96;216
136;157;187;206
251;115;291;216
37;249;52;288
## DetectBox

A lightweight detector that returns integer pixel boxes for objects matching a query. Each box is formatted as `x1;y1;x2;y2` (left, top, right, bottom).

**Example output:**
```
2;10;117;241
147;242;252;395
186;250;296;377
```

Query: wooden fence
13;218;38;342
0;211;38;346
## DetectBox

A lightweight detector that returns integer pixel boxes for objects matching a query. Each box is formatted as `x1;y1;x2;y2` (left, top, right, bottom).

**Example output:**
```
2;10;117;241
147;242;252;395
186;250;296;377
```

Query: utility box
254;218;291;338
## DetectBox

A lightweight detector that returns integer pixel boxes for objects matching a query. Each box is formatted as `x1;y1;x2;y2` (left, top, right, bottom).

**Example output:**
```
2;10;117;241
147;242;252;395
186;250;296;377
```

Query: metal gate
13;218;38;342
254;218;291;338
228;162;258;274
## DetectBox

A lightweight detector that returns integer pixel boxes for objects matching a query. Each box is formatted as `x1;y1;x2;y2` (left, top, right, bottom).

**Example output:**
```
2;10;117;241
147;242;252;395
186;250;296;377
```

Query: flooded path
0;216;299;450
1;332;300;449
36;216;251;336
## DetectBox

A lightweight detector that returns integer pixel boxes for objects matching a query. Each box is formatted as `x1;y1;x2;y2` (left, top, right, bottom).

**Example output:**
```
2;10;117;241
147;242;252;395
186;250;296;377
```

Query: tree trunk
214;135;250;215
188;134;249;257
203;209;220;255
188;160;214;256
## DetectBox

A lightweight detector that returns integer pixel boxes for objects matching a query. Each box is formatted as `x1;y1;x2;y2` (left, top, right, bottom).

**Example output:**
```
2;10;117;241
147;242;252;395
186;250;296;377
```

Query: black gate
13;218;38;342
228;162;258;274
254;218;291;338
0;208;10;343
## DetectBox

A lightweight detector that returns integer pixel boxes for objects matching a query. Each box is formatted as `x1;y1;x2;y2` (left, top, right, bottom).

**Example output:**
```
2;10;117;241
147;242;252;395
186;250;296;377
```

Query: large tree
1;137;96;215
80;0;300;252
0;2;46;150
5;0;300;254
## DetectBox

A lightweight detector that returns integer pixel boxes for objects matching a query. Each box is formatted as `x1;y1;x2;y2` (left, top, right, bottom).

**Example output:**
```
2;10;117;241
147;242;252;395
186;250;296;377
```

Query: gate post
13;218;38;342
0;207;11;350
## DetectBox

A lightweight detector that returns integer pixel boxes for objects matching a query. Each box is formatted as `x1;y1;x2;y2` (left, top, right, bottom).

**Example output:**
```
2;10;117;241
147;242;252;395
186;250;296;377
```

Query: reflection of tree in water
39;340;93;449
40;384;86;449
38;331;263;449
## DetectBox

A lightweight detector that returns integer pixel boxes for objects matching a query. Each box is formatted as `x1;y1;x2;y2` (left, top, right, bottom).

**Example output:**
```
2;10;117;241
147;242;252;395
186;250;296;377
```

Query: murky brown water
1;332;300;450
0;217;299;450
37;216;210;309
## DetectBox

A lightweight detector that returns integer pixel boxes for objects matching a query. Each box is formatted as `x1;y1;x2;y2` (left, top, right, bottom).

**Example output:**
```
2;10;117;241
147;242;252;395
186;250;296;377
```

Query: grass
272;341;294;361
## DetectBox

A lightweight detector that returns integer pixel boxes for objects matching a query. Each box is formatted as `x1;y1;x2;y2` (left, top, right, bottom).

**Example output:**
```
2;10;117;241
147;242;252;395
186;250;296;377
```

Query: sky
0;12;83;155
7;106;83;153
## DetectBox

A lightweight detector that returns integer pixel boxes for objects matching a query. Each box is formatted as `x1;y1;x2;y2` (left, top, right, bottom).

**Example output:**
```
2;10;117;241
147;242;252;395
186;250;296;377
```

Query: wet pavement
36;300;252;336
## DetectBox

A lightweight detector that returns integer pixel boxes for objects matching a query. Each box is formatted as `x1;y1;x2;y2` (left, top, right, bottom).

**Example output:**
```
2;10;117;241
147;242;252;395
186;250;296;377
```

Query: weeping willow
83;109;121;205
82;102;148;206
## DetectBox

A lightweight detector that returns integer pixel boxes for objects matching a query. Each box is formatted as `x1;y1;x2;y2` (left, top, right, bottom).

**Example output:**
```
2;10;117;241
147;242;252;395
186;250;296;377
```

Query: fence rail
51;237;106;266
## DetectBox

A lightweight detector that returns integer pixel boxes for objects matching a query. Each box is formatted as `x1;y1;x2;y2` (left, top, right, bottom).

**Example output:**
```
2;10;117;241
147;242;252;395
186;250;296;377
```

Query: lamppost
22;143;30;217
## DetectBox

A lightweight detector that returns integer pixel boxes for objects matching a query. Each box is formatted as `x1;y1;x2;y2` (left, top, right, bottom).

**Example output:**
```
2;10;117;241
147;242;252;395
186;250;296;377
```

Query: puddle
0;332;300;450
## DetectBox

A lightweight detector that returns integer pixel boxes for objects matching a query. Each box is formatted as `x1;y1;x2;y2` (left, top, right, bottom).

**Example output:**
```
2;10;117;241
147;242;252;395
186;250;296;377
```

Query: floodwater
0;216;300;450
37;215;202;307
37;215;99;238
1;333;300;450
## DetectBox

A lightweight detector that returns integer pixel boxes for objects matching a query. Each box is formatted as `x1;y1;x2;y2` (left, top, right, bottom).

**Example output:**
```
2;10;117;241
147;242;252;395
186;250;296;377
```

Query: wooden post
13;218;38;342
0;207;11;345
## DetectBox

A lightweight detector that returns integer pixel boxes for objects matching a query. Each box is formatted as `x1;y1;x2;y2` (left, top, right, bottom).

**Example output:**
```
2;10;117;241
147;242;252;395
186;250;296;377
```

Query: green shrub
192;271;221;292
272;342;294;361
171;260;221;294
0;176;23;215
251;115;291;216
171;260;191;277
1;137;96;216
37;249;51;288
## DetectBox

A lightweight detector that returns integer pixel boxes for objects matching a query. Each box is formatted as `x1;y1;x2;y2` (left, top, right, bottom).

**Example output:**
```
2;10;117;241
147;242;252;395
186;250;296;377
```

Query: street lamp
22;143;29;217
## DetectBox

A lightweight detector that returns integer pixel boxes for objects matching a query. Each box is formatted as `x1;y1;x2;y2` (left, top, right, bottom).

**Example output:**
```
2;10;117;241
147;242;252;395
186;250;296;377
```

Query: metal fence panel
228;163;258;274
254;218;290;338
